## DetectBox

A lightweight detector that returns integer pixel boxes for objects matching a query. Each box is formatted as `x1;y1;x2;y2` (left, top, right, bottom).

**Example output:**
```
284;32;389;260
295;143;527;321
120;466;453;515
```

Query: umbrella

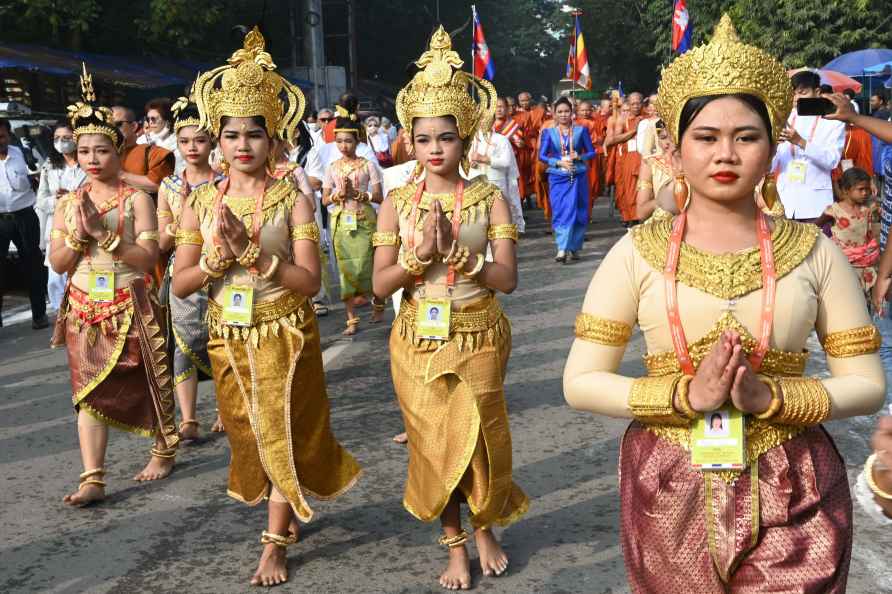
787;68;862;93
823;49;892;76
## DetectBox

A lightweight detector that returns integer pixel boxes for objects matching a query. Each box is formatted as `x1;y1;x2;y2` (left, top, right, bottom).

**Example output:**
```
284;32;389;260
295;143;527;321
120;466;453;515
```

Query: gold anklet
437;530;469;548
260;530;299;548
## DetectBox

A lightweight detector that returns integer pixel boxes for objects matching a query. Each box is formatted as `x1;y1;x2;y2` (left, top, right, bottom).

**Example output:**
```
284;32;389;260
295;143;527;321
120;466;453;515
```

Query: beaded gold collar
190;177;298;227
632;217;819;300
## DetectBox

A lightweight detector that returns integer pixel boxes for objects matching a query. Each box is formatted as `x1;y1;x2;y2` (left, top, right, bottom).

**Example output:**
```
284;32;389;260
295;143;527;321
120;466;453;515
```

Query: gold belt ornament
208;291;308;345
396;296;508;352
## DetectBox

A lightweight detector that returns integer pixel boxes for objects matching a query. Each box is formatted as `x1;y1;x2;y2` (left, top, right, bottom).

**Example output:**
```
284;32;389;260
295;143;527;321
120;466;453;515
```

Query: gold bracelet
413;245;433;266
165;223;177;238
157;209;174;219
774;377;832;426
372;231;399;247
674;375;697;419
137;230;160;243
437;530;470;548
237;241;261;269
442;240;458;264
754;376;783;420
259;254;280;280
65;236;87;253
461;253;485;278
205;249;232;273
399;249;428;276
100;232;121;253
290;222;320;243
199;254;225;279
50;228;68;240
866;453;892;500
175;229;203;246
487;224;519;242
446;245;470;272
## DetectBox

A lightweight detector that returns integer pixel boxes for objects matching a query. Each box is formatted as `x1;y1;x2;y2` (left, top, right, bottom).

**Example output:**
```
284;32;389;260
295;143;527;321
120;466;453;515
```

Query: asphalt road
1;203;890;593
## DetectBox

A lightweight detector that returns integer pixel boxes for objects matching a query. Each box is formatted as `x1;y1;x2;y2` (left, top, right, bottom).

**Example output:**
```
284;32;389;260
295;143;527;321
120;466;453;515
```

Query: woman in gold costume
634;119;677;223
563;17;885;592
50;65;179;506
171;28;360;587
373;27;528;591
157;96;220;439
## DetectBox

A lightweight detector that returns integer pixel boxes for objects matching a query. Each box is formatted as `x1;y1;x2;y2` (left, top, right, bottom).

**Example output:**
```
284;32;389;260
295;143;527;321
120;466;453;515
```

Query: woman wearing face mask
323;117;384;334
49;65;180;507
563;17;885;591
365;115;394;168
373;27;527;591
538;96;596;264
37;122;86;311
172;28;360;587
157;97;221;440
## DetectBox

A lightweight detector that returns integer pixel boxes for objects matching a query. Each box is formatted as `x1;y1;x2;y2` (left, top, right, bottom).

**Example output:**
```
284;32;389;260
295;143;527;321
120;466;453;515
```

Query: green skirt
331;204;376;300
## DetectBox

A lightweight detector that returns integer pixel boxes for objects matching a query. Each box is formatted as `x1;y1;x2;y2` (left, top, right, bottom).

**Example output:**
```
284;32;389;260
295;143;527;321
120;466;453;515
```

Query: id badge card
787;159;807;184
841;159;854;171
691;406;745;470
222;285;254;327
342;211;358;232
416;297;451;341
88;271;115;303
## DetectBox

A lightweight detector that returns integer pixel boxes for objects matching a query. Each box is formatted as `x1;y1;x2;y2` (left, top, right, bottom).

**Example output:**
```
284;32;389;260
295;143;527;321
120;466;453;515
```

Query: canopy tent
824;49;892;76
787;67;862;93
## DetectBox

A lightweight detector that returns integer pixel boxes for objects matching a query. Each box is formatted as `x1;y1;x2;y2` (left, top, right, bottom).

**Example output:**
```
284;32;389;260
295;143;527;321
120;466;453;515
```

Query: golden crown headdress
193;27;305;144
657;15;792;143
171;91;202;133
67;63;123;151
395;26;497;141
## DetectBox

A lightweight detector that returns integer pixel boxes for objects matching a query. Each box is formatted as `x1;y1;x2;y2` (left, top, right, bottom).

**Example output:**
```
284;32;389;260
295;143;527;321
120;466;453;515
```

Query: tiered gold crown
67;63;123;151
657;15;792;143
395;26;497;140
194;27;305;144
171;92;202;133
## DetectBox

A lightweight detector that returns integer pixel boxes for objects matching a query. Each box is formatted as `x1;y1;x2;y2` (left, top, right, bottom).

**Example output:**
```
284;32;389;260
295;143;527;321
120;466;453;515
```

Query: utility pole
346;0;359;90
303;0;326;108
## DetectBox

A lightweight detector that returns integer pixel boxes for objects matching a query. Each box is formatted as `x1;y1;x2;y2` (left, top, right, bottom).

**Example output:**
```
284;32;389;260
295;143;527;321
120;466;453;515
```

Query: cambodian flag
672;0;693;54
472;6;495;81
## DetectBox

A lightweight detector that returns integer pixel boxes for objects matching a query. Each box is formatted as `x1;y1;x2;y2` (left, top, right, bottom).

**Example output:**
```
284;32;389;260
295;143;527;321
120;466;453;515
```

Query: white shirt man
0;145;37;213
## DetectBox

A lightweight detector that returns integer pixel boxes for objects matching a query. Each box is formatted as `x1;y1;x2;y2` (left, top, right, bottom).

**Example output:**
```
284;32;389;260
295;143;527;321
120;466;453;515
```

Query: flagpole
571;10;582;102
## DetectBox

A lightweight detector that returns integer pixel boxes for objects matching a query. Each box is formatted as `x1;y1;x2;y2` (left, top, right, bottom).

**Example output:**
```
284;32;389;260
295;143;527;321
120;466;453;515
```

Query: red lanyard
212;177;267;275
664;210;776;375
788;114;820;155
406;180;464;291
79;182;127;265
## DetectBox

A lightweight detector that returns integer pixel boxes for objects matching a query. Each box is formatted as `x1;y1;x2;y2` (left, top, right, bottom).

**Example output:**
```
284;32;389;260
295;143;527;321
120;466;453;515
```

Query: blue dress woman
539;96;596;263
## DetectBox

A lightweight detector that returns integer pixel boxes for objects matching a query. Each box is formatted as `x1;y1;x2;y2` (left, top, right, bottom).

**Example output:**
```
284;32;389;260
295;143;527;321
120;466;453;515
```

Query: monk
832;124;874;194
513;91;537;203
591;99;611;206
505;96;517;116
605;91;643;225
534;110;555;220
391;127;413;166
575;100;600;219
494;97;525;170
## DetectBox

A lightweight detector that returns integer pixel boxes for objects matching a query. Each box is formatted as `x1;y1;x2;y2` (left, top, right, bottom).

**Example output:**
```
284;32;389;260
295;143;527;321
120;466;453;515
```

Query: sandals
312;302;329;317
342;317;360;336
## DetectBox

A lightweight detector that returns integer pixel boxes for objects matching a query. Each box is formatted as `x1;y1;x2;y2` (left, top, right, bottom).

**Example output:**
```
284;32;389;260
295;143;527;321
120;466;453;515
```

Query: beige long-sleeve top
564;217;885;422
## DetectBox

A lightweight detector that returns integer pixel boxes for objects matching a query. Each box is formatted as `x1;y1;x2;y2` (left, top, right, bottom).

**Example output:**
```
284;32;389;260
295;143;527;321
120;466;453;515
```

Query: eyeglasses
318;116;333;123
146;116;161;124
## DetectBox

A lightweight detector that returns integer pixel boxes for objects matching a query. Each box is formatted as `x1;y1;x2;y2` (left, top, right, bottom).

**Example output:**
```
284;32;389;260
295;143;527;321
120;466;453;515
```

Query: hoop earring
760;174;779;210
673;174;691;212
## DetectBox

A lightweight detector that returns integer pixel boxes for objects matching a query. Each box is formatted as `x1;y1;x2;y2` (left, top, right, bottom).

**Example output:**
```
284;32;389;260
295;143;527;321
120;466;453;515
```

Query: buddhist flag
672;0;693;54
565;14;591;90
472;5;495;81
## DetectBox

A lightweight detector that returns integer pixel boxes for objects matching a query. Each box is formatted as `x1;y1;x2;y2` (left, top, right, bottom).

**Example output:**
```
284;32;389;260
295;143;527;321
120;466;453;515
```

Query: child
817;167;881;301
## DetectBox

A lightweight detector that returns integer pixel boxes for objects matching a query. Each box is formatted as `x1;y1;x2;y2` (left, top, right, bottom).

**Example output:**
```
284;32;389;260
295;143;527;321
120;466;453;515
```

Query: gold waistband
641;419;805;483
208;291;309;345
395;295;508;351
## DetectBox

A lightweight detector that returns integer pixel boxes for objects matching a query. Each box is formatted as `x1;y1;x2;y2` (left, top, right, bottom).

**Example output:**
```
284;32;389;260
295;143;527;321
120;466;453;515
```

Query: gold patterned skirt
207;292;361;522
389;295;528;528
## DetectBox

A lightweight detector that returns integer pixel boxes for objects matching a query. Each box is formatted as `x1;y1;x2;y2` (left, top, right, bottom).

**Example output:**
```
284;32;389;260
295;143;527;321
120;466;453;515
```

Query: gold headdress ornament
67;63;123;151
193;26;306;144
657;14;792;143
171;90;202;133
395;26;497;141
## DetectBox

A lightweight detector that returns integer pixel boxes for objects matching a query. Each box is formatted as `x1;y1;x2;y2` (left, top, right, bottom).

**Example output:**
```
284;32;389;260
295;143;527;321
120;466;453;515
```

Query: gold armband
157;209;174;219
50;229;68;240
175;229;203;247
290;222;320;243
372;231;400;247
629;375;688;426
822;325;881;358
487;224;518;242
137;230;160;243
636;179;654;191
574;313;632;346
774;377;832;426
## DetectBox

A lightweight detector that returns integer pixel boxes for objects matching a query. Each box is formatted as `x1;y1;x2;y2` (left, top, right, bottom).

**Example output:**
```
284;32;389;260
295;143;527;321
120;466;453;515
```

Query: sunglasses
318;116;333;123
146;116;162;123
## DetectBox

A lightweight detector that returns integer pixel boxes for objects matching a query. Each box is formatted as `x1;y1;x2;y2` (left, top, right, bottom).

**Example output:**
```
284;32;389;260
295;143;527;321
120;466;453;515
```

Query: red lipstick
711;171;739;184
428;158;444;166
235;155;253;162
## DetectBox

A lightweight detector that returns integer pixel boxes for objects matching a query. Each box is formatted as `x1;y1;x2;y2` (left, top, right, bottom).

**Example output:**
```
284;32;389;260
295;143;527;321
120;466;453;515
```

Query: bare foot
211;414;225;433
371;306;384;323
250;543;288;587
474;528;508;577
62;483;105;507
289;519;300;543
134;455;175;481
392;432;408;444
179;420;200;442
439;545;471;590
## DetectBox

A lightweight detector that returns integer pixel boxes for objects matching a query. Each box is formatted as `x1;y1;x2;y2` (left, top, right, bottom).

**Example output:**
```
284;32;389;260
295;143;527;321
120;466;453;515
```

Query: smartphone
797;97;836;117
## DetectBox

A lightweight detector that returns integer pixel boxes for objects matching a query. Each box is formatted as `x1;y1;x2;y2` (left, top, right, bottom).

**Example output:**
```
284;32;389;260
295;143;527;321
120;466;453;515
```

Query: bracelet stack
65;234;89;253
238;241;261;269
199;254;226;279
754;376;783;420
399;247;431;276
444;243;471;273
98;230;121;252
674;375;697;419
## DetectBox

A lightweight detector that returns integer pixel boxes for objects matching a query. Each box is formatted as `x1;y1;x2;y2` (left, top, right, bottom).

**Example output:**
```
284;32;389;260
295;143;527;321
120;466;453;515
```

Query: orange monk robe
591;112;609;199
322;118;336;143
512;110;535;198
535;119;555;220
391;128;412;166
615;116;643;222
577;117;600;219
832;126;874;182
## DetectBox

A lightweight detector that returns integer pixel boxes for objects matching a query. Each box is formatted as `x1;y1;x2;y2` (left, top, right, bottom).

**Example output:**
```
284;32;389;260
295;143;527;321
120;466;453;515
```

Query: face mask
55;139;76;154
307;122;319;132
